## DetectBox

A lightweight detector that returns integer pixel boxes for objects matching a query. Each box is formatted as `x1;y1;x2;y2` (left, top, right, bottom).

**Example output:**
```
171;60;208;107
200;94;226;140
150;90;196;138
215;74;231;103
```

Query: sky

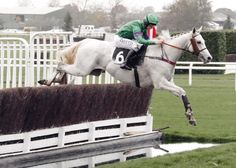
0;0;236;11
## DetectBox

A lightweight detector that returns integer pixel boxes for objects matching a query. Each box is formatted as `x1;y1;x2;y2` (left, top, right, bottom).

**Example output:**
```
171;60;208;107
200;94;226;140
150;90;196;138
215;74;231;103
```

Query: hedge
225;30;236;54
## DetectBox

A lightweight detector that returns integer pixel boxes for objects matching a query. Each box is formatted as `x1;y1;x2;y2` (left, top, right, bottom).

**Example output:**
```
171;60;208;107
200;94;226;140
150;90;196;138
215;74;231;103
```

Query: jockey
115;13;163;70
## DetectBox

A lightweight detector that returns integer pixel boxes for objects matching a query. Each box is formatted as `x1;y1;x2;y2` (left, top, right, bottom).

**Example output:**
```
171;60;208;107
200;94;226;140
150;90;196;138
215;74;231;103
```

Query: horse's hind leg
38;71;66;86
38;70;60;86
157;78;197;126
59;72;67;84
57;62;90;76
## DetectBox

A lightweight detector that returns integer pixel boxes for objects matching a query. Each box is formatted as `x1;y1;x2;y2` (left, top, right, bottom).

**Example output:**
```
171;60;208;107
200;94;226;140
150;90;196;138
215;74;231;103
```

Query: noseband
189;34;207;56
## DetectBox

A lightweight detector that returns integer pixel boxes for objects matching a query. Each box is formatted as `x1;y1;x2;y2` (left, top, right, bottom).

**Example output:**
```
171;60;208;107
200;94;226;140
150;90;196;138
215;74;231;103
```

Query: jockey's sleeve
133;30;155;45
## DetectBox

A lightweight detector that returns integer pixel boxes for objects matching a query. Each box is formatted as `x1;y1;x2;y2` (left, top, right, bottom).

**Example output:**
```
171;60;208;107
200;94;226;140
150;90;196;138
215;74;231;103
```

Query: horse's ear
192;27;196;34
198;26;203;32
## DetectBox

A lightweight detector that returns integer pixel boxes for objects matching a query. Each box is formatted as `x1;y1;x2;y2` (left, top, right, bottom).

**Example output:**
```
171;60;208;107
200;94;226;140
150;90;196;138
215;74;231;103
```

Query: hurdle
0;84;162;166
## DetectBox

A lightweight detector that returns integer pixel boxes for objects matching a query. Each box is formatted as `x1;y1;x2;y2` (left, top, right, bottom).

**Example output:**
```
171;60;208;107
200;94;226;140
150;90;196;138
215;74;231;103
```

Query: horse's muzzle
199;55;212;64
207;56;213;62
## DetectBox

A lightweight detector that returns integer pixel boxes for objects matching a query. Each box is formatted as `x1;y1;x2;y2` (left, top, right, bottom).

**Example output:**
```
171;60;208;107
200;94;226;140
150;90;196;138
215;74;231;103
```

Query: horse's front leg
181;95;197;126
157;78;197;126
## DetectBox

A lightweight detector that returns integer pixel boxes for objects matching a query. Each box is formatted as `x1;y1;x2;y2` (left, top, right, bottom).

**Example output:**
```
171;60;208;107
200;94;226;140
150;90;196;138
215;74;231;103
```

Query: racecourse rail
176;61;236;91
1;34;236;89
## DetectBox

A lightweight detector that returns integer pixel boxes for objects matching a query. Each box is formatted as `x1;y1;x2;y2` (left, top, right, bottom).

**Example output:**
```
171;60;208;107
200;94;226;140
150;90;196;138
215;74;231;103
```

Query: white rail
0;115;153;156
0;35;119;89
0;37;30;88
1;36;236;89
176;62;236;91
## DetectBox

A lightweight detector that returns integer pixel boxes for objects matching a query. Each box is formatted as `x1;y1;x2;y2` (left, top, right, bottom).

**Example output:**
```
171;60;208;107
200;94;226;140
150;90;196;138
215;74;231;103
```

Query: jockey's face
147;24;156;29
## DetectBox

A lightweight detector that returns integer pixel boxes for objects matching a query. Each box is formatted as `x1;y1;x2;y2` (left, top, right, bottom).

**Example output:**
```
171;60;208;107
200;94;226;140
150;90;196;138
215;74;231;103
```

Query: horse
39;27;212;126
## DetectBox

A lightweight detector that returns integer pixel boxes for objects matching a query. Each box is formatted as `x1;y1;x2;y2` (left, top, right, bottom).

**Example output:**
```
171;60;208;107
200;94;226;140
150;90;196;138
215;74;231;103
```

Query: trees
63;12;73;31
160;0;212;31
110;0;128;31
110;4;128;30
17;0;32;7
0;19;4;30
223;15;234;29
48;0;60;7
143;6;155;15
88;8;109;27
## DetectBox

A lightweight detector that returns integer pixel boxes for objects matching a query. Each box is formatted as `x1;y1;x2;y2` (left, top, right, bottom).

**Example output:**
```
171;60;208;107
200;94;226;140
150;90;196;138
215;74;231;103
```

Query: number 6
114;51;124;64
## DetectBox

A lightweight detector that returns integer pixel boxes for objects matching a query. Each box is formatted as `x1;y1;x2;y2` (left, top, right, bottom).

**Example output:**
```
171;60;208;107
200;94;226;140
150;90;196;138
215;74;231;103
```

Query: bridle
146;34;207;66
162;34;207;56
189;34;207;55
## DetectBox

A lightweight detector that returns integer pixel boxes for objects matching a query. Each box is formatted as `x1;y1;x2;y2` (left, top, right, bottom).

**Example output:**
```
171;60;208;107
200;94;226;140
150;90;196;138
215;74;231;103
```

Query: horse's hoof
189;119;197;126
185;111;197;126
38;79;47;85
38;79;53;86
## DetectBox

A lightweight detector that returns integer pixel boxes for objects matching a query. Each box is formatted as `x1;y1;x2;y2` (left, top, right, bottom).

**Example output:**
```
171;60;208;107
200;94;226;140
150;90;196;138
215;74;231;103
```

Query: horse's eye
197;41;201;44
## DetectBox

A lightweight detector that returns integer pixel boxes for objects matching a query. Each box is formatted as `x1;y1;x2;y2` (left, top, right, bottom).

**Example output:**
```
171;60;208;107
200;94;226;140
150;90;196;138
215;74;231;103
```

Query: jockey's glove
152;39;164;45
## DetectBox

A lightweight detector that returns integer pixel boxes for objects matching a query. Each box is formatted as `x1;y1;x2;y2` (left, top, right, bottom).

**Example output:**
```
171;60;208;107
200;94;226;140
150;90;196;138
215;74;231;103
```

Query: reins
145;34;207;66
162;41;190;53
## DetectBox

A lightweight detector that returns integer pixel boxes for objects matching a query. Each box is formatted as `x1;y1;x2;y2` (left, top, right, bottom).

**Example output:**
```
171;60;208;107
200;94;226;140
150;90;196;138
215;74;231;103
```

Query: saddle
112;45;148;69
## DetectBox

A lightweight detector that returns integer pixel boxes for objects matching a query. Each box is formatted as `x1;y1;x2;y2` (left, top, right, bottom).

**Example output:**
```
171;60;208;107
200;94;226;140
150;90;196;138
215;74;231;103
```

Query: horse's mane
170;29;203;40
160;29;202;41
171;31;193;39
159;30;171;41
159;30;189;40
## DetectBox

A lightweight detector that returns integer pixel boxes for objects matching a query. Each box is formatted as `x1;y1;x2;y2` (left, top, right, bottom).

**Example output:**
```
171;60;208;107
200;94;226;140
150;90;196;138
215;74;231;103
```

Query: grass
98;74;236;168
151;74;236;142
150;75;236;142
100;142;236;168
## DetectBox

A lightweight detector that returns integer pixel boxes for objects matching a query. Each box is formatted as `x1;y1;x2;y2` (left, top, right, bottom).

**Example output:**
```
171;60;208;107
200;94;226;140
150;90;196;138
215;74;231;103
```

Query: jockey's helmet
144;14;158;26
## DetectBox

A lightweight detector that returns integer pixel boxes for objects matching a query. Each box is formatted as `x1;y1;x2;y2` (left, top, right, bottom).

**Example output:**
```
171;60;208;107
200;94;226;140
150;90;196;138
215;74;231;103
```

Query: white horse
39;27;212;126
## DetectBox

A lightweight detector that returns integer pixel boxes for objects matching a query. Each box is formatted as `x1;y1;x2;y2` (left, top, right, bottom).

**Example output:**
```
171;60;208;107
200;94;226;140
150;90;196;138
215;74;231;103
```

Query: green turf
100;142;236;168
99;74;236;168
151;74;236;142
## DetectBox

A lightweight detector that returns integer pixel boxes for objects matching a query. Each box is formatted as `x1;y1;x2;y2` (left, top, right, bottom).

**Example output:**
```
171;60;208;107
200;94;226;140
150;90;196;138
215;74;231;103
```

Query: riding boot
120;49;135;70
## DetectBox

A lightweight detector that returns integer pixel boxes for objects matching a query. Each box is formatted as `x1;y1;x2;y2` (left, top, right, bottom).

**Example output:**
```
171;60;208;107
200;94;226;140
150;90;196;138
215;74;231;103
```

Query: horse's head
189;27;212;64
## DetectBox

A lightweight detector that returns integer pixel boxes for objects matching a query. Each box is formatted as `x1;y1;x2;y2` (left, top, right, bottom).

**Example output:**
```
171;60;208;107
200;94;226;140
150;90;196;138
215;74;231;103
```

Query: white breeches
114;35;143;52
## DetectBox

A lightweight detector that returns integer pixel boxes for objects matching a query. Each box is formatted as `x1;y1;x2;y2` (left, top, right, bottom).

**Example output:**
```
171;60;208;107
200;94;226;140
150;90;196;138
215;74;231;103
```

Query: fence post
189;62;193;86
23;132;31;152
89;122;95;141
120;119;126;137
146;113;153;132
58;127;65;147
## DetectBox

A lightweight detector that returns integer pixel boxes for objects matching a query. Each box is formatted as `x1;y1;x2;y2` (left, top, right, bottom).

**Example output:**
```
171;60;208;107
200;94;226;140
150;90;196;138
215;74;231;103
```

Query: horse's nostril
208;57;212;60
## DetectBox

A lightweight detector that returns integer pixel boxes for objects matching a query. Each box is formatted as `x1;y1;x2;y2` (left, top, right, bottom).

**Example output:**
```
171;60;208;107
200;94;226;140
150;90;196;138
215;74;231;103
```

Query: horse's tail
57;42;81;64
